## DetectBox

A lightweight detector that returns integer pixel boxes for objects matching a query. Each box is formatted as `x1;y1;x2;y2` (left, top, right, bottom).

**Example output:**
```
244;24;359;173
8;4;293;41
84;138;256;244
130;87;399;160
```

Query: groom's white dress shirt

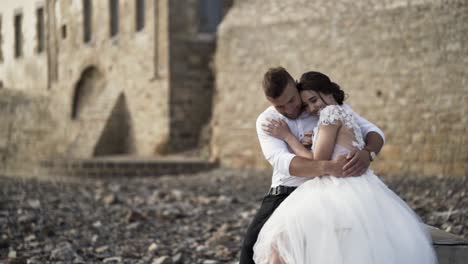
256;104;385;188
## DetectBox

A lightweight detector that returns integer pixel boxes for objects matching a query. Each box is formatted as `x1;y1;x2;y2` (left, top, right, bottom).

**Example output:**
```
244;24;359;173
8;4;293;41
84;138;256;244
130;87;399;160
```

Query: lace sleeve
318;104;366;150
318;105;346;126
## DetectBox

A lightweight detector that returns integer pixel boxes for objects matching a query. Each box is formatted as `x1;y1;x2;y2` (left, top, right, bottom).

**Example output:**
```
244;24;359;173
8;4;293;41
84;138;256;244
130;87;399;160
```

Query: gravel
0;169;466;263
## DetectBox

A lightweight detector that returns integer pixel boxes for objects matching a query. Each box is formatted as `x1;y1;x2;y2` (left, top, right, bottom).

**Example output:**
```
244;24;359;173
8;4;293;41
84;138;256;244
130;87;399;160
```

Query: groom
239;67;385;264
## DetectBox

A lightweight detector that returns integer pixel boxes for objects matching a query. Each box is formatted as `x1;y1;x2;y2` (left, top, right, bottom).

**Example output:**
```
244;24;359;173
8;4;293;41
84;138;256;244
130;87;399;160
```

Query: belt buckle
272;186;282;195
276;186;282;195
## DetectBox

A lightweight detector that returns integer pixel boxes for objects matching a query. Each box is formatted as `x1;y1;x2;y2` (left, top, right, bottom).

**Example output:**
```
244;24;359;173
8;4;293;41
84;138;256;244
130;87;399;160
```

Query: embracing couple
239;67;437;264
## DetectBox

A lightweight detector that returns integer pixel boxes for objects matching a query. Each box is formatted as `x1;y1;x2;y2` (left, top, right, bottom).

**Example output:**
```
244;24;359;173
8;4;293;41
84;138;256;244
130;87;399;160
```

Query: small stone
92;235;99;243
202;260;218;264
206;209;215;215
195;245;207;252
109;184;121;192
215;245;233;258
103;256;122;263
67;229;78;236
73;256;86;264
103;194;117;205
152;256;171;264
93;221;102;228
207;224;230;245
8;250;17;258
217;195;233;204
50;242;78;261
29;241;40;248
95;245;109;253
25;234;36;242
27;199;41;209
26;256;42;264
172;253;183;264
126;222;140;230
171;190;183;200
148;242;158;253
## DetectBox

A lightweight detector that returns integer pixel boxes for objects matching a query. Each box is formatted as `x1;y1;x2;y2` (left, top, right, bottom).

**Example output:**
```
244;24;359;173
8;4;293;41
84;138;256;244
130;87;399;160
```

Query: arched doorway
71;66;104;120
69;66;135;157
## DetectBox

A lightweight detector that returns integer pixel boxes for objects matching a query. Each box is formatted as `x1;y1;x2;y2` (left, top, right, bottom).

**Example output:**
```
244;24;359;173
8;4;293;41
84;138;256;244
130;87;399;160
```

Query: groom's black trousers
239;192;291;264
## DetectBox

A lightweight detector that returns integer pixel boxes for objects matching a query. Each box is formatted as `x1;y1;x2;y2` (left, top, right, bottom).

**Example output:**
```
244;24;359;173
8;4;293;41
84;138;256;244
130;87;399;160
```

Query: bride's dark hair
297;71;346;105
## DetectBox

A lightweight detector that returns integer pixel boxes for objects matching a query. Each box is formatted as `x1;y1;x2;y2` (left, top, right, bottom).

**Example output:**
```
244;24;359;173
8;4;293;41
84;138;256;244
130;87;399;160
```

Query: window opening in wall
36;7;45;53
14;13;23;58
61;25;67;39
110;0;119;37
199;0;222;34
83;0;92;43
135;0;145;31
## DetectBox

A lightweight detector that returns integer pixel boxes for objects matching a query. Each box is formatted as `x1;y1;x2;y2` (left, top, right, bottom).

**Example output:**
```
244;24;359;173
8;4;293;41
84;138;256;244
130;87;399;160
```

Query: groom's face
267;82;303;119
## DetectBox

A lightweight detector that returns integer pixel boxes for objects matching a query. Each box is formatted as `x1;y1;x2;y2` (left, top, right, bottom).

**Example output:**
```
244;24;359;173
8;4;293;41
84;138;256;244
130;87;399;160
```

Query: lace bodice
312;105;365;160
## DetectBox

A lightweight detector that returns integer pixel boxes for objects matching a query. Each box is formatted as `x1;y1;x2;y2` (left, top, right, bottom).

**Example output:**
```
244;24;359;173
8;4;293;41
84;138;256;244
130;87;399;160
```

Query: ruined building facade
0;0;232;176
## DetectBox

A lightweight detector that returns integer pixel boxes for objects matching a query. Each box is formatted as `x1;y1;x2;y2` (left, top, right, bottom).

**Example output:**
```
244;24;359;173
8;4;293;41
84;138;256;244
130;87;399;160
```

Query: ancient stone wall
0;0;172;175
167;0;232;154
212;0;468;177
0;89;60;176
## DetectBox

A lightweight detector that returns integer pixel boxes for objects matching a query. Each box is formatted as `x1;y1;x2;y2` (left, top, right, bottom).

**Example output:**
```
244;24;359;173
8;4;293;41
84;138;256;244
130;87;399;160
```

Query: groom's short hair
263;67;295;98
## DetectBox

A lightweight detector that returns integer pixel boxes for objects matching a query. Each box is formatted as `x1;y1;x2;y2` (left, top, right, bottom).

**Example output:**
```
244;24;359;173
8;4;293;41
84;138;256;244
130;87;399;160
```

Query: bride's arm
313;122;341;161
262;119;314;160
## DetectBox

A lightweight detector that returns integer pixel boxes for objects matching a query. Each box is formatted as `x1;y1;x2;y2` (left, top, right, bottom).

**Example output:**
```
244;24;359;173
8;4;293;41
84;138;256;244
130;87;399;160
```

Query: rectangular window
61;24;67;39
36;7;45;53
14;13;23;58
110;0;119;37
83;0;92;43
135;0;145;31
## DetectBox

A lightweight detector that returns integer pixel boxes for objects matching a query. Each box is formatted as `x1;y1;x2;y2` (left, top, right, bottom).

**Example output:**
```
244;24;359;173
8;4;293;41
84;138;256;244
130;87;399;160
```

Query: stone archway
69;66;135;157
71;66;104;120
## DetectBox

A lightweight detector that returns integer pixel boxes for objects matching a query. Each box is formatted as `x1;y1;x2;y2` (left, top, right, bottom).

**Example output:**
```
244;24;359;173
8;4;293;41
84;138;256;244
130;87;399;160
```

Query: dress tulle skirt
253;171;438;264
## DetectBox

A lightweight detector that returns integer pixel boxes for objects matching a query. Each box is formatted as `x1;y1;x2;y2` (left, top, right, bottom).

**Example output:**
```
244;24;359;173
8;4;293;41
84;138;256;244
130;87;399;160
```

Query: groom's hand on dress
343;150;370;176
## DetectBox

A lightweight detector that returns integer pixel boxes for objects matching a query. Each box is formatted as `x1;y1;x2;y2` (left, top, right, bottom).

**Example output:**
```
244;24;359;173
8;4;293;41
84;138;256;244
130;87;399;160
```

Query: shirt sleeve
256;113;296;176
343;104;386;143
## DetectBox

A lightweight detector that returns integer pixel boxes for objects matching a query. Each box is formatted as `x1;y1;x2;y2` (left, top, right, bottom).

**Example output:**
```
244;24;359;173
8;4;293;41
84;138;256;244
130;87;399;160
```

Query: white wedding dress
253;105;438;264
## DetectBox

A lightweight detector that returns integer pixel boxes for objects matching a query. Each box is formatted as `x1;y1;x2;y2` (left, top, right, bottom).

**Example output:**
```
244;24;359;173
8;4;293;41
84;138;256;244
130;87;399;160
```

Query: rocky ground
0;169;467;264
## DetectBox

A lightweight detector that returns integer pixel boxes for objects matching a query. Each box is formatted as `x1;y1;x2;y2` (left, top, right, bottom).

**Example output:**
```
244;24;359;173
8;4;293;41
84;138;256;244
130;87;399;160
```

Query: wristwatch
364;148;377;162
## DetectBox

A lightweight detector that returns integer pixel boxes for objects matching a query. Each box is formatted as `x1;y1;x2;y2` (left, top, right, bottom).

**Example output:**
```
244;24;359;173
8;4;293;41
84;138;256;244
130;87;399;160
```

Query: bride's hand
262;118;292;141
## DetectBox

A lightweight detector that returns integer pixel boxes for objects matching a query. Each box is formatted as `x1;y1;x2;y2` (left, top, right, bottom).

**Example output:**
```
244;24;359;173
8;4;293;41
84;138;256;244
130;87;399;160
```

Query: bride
253;71;438;264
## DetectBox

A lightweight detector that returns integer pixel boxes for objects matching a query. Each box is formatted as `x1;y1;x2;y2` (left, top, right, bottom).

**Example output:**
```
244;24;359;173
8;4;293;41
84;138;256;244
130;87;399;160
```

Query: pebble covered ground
0;169;467;263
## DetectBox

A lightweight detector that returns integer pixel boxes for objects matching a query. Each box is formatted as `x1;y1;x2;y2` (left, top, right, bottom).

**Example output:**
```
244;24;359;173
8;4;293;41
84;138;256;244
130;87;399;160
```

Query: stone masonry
0;0;232;176
0;0;171;176
212;0;468;177
167;0;233;153
1;0;466;178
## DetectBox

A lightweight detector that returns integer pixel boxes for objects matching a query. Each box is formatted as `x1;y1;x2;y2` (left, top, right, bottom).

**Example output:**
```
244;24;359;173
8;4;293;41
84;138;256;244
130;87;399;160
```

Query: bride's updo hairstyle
297;71;346;105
